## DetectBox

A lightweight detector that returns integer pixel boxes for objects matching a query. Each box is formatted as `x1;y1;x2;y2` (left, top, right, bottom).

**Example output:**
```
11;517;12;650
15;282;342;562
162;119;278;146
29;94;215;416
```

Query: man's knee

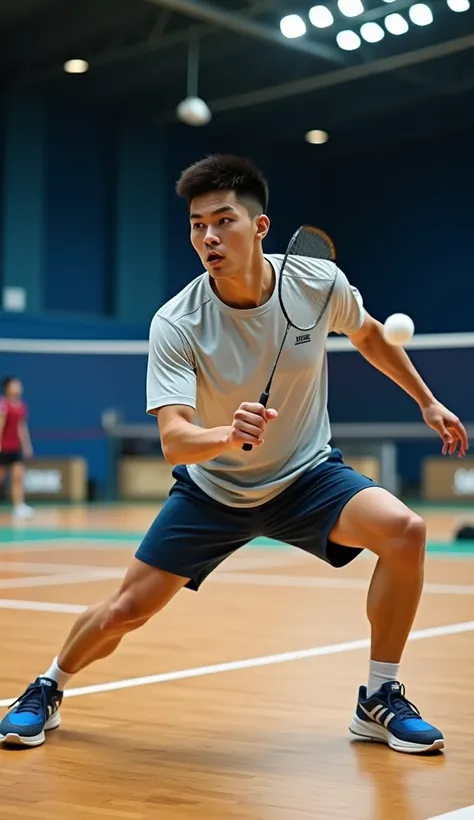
386;512;426;570
99;566;185;636
100;592;152;635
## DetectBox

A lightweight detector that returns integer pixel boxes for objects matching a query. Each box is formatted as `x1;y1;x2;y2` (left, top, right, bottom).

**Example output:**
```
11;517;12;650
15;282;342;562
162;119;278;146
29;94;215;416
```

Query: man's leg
264;452;442;755
0;464;255;748
329;485;425;675
0;560;188;748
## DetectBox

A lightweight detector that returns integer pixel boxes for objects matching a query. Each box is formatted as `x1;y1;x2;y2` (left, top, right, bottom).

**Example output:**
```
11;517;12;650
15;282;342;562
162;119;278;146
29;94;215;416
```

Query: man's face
189;190;268;280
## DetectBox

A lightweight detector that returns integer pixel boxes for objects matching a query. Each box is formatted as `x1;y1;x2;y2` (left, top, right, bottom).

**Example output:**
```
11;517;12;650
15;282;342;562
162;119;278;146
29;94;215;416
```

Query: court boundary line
0;618;472;707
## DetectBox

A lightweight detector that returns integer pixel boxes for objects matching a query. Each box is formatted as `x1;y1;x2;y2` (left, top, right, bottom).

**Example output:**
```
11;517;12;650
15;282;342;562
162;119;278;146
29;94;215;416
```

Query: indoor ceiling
1;0;473;152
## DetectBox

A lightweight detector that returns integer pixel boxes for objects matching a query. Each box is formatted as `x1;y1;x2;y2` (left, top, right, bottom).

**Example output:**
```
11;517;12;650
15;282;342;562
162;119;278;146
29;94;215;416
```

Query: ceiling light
447;0;470;9
360;22;385;41
408;3;433;24
338;0;365;16
384;13;409;33
336;29;362;49
64;59;89;74
280;14;306;38
309;5;335;27
382;0;397;3
305;129;329;144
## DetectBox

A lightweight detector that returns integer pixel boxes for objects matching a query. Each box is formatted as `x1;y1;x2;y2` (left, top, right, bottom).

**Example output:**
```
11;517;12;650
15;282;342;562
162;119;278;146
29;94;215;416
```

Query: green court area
0;527;473;555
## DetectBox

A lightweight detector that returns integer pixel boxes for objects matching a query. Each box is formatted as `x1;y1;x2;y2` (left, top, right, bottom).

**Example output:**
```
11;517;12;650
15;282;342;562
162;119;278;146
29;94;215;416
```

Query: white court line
0;598;85;614
0;570;123;590
428;808;474;819
0;618;472;707
213;572;474;596
0;561;125;575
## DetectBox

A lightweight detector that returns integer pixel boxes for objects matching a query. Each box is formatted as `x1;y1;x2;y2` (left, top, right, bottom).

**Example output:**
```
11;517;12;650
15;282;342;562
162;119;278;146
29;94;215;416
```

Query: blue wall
1;95;473;495
1;94;166;331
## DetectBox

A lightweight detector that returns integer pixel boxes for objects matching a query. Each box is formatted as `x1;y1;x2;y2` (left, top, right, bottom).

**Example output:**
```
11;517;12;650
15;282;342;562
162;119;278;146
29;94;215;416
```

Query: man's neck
211;257;275;309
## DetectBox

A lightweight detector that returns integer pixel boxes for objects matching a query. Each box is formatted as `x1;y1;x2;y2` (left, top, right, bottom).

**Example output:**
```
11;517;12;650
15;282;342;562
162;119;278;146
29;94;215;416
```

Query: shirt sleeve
146;314;197;415
329;267;366;336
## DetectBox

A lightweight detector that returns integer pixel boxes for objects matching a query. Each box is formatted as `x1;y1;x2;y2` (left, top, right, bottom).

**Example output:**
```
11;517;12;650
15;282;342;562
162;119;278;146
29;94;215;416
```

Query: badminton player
0;376;35;520
0;155;468;754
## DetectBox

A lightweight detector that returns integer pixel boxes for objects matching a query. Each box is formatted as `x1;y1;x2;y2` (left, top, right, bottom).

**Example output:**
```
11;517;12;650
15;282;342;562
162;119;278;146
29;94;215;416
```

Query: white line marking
0;570;123;590
0;619;472;707
0;561;124;575
0;598;86;614
427;807;474;819
213;572;474;596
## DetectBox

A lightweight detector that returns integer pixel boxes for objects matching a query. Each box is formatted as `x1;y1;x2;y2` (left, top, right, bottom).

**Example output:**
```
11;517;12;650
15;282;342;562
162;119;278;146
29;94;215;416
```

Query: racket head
277;225;337;332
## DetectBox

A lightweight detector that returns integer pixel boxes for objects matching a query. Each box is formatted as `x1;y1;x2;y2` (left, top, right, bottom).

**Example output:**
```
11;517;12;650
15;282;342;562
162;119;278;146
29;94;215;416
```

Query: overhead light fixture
336;29;362;49
360;21;385;41
338;0;365;16
309;5;335;27
408;3;433;24
447;0;470;9
64;59;89;74
280;14;306;38
305;129;329;144
382;0;397;3
384;13;409;33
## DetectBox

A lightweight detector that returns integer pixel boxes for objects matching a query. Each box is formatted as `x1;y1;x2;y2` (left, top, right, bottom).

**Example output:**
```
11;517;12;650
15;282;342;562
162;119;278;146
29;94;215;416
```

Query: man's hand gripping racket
243;225;338;451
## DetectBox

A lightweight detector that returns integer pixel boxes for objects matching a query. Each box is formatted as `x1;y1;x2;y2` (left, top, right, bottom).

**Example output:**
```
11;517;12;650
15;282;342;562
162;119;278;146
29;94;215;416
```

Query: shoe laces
387;683;421;720
9;682;51;715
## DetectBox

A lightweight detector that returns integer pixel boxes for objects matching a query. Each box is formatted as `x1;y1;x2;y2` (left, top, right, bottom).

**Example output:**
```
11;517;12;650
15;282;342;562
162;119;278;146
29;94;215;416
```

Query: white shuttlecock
383;313;415;346
176;97;212;127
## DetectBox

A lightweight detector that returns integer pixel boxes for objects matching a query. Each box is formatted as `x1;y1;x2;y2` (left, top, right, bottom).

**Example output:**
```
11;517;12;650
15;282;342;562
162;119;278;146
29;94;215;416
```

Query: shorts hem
134;550;199;591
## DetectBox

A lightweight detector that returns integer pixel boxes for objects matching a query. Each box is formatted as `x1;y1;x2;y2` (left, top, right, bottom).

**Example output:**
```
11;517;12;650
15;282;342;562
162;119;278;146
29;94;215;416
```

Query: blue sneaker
349;681;444;754
0;677;63;747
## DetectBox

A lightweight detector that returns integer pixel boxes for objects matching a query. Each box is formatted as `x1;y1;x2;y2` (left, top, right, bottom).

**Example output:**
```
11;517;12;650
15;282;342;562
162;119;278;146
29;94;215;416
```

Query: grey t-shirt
146;254;365;507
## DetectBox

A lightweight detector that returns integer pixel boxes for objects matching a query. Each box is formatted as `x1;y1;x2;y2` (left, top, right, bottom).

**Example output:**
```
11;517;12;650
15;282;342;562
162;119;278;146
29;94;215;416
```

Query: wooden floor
0;504;473;820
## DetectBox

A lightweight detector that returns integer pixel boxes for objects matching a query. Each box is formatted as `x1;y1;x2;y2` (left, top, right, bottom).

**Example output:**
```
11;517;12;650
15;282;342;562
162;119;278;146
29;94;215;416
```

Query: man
0;155;467;753
0;376;35;520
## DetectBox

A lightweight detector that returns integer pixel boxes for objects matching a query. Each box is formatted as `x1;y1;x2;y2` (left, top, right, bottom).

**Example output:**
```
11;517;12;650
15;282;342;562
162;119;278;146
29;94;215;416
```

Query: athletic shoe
349;681;444;754
0;677;63;747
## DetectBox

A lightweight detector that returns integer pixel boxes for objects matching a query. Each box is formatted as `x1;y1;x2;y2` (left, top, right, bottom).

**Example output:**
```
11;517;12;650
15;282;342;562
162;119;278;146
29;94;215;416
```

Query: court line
0;570;123;590
0;618;472;707
0;565;473;595
428;808;474;820
0;598;85;614
213;572;474;596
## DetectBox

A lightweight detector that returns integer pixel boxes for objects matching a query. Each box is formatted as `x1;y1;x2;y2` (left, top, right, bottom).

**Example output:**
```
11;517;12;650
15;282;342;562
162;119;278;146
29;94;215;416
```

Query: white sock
367;660;400;697
42;657;72;691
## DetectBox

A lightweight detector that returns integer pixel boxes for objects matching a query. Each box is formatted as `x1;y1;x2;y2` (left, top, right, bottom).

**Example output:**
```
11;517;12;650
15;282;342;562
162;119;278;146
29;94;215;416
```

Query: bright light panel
305;129;329;144
280;14;306;38
384;13;409;33
309;5;334;27
447;0;470;10
64;59;89;74
360;21;385;41
336;29;362;49
338;0;364;16
408;3;433;24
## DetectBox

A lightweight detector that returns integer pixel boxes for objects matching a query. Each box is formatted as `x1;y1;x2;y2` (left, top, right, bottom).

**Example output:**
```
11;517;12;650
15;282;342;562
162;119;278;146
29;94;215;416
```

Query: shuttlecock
176;96;212;127
383;313;415;346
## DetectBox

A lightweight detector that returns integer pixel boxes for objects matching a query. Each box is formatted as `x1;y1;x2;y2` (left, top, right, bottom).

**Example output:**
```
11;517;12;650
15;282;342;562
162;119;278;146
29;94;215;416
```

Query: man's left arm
348;313;468;457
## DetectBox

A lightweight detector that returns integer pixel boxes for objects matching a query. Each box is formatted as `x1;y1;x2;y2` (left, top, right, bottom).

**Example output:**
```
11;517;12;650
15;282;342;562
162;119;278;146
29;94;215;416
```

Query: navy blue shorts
135;448;378;591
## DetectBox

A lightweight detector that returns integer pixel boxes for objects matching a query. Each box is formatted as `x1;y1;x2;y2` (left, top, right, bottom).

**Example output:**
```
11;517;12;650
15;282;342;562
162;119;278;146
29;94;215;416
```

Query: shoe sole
0;711;60;748
349;715;444;754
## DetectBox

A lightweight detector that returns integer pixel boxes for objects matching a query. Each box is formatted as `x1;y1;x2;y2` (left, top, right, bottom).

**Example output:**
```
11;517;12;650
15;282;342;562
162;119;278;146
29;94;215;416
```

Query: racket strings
278;227;338;332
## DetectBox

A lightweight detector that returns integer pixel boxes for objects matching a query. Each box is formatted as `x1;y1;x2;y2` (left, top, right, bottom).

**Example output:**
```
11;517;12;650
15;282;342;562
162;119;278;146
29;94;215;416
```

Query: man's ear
255;214;270;241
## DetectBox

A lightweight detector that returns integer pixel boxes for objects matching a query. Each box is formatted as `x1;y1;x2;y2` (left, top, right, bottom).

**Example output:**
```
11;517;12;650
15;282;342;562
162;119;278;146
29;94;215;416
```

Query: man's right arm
156;403;278;465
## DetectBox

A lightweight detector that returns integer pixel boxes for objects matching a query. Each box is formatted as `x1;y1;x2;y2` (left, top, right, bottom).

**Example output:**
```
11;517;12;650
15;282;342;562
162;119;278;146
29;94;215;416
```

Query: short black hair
176;154;269;215
2;376;16;392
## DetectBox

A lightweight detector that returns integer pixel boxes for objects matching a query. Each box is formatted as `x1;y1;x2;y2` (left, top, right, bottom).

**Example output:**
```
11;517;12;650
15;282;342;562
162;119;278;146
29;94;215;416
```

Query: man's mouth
207;252;224;267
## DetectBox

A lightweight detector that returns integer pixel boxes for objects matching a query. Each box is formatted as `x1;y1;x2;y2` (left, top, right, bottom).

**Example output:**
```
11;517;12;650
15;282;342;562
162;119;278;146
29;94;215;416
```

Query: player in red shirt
0;376;35;519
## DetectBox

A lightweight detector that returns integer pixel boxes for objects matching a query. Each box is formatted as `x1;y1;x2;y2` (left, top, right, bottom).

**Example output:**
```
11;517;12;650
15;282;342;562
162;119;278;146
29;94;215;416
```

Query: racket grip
242;392;269;452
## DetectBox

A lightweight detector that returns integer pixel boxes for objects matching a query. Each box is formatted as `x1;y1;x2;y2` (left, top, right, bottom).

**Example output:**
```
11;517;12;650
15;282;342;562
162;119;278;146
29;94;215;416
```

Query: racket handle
242;392;269;452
